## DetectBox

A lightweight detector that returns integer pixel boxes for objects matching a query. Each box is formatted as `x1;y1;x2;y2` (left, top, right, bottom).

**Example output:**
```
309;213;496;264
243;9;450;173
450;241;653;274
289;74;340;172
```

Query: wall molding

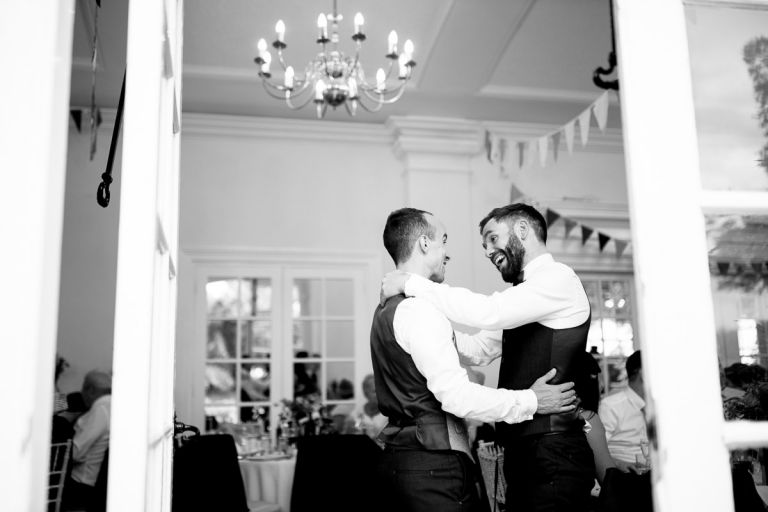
183;246;382;269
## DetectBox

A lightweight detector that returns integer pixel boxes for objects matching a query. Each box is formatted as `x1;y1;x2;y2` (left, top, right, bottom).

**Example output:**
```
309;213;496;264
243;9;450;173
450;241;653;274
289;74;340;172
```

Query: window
199;260;372;434
581;276;637;394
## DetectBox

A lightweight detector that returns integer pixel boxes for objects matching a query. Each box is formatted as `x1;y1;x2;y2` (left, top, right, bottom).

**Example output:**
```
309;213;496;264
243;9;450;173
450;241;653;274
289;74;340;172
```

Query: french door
615;0;768;510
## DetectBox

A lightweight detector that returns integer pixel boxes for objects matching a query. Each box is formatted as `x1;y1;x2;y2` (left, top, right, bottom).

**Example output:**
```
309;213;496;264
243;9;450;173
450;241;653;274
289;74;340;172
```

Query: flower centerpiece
278;393;338;438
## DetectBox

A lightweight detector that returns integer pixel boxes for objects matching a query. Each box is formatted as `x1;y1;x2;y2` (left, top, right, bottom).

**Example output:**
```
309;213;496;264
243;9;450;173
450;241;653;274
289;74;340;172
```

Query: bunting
506;185;631;259
714;261;768;276
486;91;613;174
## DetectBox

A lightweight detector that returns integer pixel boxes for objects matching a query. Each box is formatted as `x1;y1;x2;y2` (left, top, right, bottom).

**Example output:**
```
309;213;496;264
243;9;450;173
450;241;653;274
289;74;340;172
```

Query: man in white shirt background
598;350;649;472
371;207;578;512
64;370;111;511
381;203;596;511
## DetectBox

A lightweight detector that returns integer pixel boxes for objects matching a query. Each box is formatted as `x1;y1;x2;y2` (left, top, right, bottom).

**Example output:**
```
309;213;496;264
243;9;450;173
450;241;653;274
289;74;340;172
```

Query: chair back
290;435;384;512
598;467;653;512
172;434;249;512
477;442;507;512
48;440;72;512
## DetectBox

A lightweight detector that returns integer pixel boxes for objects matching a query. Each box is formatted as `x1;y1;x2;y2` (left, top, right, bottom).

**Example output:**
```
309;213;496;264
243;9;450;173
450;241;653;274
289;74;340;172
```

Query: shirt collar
626;386;645;410
521;253;554;278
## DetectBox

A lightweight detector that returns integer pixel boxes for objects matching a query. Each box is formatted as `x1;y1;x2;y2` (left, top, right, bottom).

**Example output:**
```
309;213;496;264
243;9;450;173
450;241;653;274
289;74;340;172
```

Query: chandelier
253;0;416;119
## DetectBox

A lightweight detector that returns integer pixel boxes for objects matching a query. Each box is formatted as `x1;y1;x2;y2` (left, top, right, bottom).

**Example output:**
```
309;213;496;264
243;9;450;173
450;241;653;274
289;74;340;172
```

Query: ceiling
69;0;619;126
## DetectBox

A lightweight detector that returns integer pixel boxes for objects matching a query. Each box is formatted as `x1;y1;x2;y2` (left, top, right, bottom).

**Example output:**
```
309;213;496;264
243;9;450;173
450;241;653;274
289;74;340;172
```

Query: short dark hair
626;350;642;380
478;203;548;243
383;208;434;264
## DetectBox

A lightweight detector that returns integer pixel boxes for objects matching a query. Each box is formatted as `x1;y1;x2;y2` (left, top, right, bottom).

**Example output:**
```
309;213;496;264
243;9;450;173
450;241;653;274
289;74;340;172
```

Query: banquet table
239;453;297;512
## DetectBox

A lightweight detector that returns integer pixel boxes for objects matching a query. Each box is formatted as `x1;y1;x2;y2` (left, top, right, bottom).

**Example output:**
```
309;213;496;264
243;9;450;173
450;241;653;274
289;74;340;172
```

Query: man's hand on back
380;270;411;305
530;368;577;415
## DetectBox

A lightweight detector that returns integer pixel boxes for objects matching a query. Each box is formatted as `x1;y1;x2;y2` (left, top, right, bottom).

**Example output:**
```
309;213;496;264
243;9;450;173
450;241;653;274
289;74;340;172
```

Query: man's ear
418;234;430;253
517;220;529;240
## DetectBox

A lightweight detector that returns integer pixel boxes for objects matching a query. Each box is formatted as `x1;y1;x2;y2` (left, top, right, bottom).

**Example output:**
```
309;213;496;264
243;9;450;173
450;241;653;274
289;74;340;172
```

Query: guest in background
598;350;648;473
344;374;388;444
63;370;112;511
576;351;616;484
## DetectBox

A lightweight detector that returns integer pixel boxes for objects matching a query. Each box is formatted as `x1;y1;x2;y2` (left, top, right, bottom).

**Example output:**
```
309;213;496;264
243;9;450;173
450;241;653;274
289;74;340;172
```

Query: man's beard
495;235;525;285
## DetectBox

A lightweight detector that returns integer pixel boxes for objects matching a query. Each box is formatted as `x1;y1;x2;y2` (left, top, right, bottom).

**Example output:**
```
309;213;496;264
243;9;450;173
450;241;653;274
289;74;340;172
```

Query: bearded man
381;203;595;512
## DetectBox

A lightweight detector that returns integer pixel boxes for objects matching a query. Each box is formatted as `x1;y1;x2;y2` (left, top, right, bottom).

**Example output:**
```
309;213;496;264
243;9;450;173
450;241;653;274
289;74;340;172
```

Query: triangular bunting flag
552;132;561;162
564;121;575;155
717;262;730;275
527;140;537;169
545;208;561;227
578;107;591;147
485;130;493;164
510;184;526;203
517;141;526;169
593;91;610;132
751;262;763;274
538;136;549;167
581;226;594;245
564;218;578;239
615;239;628;258
598;232;610;252
70;109;82;133
498;137;508;174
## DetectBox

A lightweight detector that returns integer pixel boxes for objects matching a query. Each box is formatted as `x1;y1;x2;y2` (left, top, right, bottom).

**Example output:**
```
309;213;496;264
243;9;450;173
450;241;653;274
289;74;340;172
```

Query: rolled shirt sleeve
393;297;536;424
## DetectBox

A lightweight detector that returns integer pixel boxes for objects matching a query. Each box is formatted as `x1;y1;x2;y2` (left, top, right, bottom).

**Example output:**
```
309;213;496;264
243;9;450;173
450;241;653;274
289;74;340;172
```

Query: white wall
56;117;121;394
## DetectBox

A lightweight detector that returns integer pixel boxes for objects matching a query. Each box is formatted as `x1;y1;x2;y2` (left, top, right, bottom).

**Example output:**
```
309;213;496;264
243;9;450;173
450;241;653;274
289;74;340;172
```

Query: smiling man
380;203;595;512
372;207;578;512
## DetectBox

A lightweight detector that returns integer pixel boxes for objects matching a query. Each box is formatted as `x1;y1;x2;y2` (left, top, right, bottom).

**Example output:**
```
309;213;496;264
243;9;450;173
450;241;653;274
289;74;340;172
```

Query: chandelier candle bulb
275;20;285;43
376;68;386;91
261;51;271;74
314;80;325;101
284;66;294;89
404;39;414;63
257;38;267;58
317;14;328;40
388;30;398;55
354;13;364;35
398;55;408;79
349;77;358;98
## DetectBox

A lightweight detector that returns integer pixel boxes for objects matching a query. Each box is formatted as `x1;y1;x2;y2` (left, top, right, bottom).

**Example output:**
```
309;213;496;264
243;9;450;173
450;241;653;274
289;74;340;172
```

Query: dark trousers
377;448;485;512
62;477;94;511
503;430;596;512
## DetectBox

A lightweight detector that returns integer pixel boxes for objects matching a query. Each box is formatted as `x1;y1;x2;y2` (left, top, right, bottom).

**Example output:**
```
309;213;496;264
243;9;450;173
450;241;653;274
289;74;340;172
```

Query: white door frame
0;2;75;510
614;0;768;510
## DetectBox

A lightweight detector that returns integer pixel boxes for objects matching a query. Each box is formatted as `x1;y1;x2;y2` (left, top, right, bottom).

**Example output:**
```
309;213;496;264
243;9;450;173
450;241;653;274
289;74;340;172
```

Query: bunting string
485;90;614;172
508;184;631;259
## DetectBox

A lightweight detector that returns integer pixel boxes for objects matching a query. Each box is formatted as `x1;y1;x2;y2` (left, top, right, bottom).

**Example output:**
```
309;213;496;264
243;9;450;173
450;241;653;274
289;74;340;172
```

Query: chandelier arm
275;50;290;72
285;90;317;110
359;80;409;105
355;94;385;113
259;80;291;100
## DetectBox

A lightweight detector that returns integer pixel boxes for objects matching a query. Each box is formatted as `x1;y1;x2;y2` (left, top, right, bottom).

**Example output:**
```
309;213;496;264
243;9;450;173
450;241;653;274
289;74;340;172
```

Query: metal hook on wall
97;70;125;208
593;0;619;91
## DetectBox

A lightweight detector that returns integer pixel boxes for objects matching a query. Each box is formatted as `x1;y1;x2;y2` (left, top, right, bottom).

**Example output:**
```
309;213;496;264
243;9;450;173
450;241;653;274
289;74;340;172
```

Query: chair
48;440;72;512
597;468;653;512
477;442;506;512
172;433;275;512
290;435;385;512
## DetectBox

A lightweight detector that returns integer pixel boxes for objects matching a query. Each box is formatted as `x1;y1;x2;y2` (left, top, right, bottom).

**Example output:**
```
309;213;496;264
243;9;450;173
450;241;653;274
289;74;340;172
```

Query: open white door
107;0;184;510
0;2;75;510
615;0;768;510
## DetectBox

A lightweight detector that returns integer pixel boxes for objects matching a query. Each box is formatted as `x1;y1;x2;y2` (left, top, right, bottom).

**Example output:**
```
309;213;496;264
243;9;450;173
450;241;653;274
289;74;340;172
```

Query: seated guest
63;371;111;511
598;350;648;473
343;374;387;444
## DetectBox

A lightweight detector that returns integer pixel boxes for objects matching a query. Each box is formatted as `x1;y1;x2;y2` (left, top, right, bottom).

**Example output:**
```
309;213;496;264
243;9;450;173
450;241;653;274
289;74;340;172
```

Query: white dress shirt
403;253;591;366
598;386;648;464
393;296;537;424
72;394;111;486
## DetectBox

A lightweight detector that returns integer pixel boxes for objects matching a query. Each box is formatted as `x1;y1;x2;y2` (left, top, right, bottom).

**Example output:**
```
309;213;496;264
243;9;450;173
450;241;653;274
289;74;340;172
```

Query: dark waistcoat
370;294;466;452
496;315;591;439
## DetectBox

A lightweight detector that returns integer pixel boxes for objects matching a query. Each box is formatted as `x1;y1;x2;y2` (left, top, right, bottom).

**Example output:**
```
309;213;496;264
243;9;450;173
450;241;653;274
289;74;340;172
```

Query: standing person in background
381;203;596;511
63;370;112;511
372;208;578;512
598;350;648;472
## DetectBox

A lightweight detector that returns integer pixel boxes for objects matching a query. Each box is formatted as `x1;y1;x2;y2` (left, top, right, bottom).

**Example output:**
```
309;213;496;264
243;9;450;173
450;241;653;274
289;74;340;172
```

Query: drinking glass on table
635;442;651;474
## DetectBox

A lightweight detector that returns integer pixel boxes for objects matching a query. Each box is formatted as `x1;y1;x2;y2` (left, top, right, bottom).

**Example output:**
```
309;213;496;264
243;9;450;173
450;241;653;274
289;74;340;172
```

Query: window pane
293;320;322;357
325;279;354;316
706;214;768;418
241;363;270;402
204;405;236;426
326;362;355;400
583;280;601;316
241;320;271;359
205;363;236;403
207;320;237;359
294;362;321;398
685;4;768;191
601;280;631;316
326;320;354;358
239;405;271;429
601;319;634;357
241;278;272;316
293;279;322;317
587;318;604;354
206;278;239;317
